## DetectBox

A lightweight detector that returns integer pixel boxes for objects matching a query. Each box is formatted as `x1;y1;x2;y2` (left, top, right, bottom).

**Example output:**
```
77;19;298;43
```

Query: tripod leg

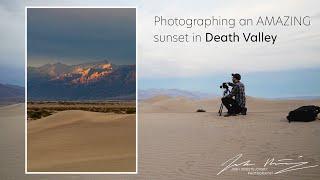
219;103;223;116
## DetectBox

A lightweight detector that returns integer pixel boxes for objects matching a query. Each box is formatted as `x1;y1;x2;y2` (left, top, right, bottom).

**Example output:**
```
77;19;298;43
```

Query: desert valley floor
0;96;319;179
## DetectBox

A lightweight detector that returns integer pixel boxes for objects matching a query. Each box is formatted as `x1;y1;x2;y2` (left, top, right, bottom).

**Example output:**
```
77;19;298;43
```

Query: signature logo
217;154;319;176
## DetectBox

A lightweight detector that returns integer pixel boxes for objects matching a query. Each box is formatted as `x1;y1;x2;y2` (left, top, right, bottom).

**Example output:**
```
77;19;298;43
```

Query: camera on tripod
219;82;229;90
218;82;231;116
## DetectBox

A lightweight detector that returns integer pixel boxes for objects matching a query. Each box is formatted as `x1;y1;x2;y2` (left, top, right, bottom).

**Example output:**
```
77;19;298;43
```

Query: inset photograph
26;7;136;173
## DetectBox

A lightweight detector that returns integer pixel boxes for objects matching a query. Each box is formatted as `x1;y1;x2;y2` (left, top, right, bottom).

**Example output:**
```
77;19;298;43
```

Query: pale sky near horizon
0;0;319;97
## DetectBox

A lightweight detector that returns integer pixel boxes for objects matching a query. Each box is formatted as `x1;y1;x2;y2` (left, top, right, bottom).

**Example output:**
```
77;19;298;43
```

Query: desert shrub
28;111;42;119
39;109;52;117
27;109;52;120
125;108;136;114
113;109;122;114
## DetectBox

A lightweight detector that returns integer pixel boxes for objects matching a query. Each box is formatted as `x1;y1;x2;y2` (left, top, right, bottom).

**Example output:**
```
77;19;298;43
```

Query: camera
220;82;229;90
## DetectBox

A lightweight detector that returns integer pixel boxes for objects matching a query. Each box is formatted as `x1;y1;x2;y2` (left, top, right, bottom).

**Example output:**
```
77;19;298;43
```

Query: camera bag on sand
287;105;320;123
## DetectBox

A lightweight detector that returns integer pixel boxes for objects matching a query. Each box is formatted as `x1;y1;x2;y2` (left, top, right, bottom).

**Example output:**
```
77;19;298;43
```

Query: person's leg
222;97;236;114
221;97;230;113
241;107;247;115
233;104;242;114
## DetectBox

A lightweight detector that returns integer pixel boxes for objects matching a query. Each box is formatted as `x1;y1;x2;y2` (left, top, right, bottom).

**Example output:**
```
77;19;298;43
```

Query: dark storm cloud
27;8;136;66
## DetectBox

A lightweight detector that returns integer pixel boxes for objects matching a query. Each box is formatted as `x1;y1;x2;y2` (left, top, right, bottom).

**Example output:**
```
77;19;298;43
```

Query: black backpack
287;105;320;123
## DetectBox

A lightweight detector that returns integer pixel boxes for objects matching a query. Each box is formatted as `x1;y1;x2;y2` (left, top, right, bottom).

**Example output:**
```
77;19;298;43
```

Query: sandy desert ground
27;110;136;172
0;96;320;179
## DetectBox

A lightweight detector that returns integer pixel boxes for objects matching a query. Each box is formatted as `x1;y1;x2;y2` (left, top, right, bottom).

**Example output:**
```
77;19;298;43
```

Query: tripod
218;88;230;116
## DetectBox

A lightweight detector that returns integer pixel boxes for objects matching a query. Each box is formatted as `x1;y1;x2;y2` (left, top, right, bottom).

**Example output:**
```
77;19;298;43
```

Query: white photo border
25;6;138;175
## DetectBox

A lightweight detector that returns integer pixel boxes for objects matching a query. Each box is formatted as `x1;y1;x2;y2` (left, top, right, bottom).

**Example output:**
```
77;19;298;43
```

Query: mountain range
27;61;135;101
138;89;217;100
0;83;24;105
139;89;320;100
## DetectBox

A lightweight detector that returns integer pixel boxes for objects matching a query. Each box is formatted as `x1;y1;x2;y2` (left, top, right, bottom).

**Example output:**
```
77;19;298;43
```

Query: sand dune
1;97;320;179
27;110;136;172
137;96;320;179
140;95;320;113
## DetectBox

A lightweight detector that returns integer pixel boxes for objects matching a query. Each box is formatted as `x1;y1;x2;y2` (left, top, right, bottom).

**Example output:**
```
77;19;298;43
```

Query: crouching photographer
221;73;247;117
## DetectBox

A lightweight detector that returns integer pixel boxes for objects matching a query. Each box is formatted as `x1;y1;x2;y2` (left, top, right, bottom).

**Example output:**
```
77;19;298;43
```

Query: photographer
221;73;247;117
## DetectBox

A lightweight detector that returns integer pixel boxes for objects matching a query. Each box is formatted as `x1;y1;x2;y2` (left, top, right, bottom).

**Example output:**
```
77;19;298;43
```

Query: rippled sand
1;97;320;179
27;110;136;172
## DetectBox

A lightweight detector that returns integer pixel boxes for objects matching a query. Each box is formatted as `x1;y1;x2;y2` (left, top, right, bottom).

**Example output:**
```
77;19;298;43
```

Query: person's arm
227;82;235;87
227;84;238;98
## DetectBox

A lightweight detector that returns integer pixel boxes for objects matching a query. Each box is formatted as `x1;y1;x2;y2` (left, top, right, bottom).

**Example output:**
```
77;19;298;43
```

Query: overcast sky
137;0;320;78
2;0;319;71
1;0;319;97
27;8;136;66
0;1;24;69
